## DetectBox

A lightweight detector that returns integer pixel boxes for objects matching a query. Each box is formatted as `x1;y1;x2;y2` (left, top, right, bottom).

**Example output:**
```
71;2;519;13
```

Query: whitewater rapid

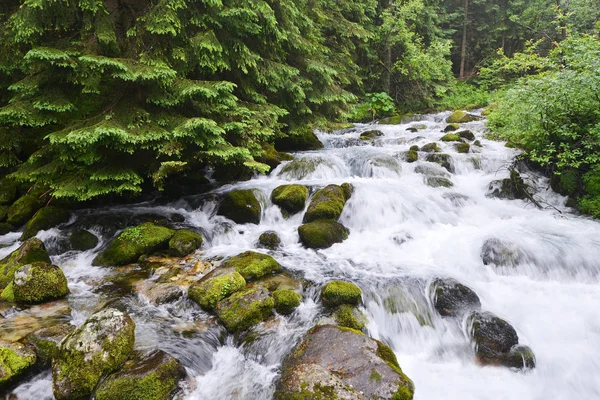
4;111;600;400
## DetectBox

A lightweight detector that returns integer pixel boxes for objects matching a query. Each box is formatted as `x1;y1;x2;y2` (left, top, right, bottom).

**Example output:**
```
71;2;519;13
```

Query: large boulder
188;269;246;311
430;278;481;317
1;262;69;304
457;130;475;141
52;308;136;399
298;220;349;249
168;229;203;257
273;289;302;315
271;184;308;216
446;110;478;124
275;128;324;152
6;194;44;227
468;311;535;369
258;231;281;250
321;281;362;307
94;349;186;400
217;189;262;224
93;223;175;267
221;251;281;281
0;238;51;288
20;206;70;240
333;304;367;331
0;340;37;389
26;323;75;367
275;325;414;399
426;154;454;173
68;230;99;251
216;287;275;333
487;170;529;200
303;185;347;223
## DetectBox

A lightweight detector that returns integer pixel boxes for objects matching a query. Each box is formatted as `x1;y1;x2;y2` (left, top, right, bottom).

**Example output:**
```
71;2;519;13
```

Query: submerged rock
426;153;454;173
321;281;362;307
481;238;525;267
68;230;99;251
0;238;51;289
221;251;281;281
279;157;330;180
216;287;274;333
258;231;281;250
0;339;36;389
414;164;450;178
426;177;454;188
1;262;69;304
298;220;349;249
271;184;308;216
275;325;414;399
93;223;175;267
52;308;136;399
94;349;186;400
430;278;481;317
20;206;70;240
303;185;347;223
273;289;302;315
217;189;262;224
188;269;246;311
168;229;203;257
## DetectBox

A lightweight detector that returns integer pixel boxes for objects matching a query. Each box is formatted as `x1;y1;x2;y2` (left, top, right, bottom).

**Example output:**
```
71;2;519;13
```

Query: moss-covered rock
258;231;281;250
1;262;69;304
503;345;536;370
26;323;75;367
95;349;186;400
275;128;324;151
0;238;51;289
440;134;462;142
216;287;275;333
430;278;481;317
378;114;420;125
273;289;302;315
0;178;18;205
444;123;460;132
334;305;366;331
6;194;44;227
168;229;203;257
52;308;136;400
360;130;384;141
221;251;281;281
0;222;13;235
0;205;8;222
271;184;308;216
409;145;419;151
426;153;454;173
487;170;529;200
20;206;71;240
473;140;482;147
217;189;262;225
403;150;419;164
321;281;362;307
446;110;478;124
426;177;454;188
457;130;475;140
456;143;470;154
92;223;176;267
340;183;353;201
188;270;246;311
257;143;294;172
69;230;99;251
415;164;449;179
421;142;440;153
303;185;347;223
275;325;414;400
298;220;349;249
0;340;36;389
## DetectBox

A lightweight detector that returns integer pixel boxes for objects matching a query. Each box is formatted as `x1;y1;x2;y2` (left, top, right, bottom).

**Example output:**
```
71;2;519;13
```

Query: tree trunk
459;0;469;79
381;0;392;94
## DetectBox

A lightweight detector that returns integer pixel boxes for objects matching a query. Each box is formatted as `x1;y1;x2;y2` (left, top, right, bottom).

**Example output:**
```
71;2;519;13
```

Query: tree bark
459;0;469;79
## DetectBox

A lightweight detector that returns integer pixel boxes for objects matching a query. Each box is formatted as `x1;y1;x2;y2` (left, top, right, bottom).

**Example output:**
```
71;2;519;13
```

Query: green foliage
434;81;490;110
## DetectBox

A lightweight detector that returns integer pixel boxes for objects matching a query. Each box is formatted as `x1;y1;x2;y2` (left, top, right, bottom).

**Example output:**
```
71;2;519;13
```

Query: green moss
271;184;308;216
426;153;454;173
440;134;461;142
21;206;70;240
168;229;203;257
188;271;246;311
444;123;459;132
0;205;8;222
217;189;262;224
421;142;440;153
0;341;36;388
370;368;382;382
426;177;453;188
93;223;175;266
0;238;51;288
6;194;44;226
0;223;12;235
446;110;477;124
216;287;275;333
303;185;347;223
275;382;340;400
27;323;75;367
275;128;324;151
456;143;470;153
221;251;281;281
10;262;69;304
273;289;302;315
340;183;353;201
409;145;419;151
360;130;384;140
298;220;349;249
405;150;418;163
258;231;281;250
334;305;365;330
321;281;362;307
0;282;15;302
0;178;18;205
69;230;99;251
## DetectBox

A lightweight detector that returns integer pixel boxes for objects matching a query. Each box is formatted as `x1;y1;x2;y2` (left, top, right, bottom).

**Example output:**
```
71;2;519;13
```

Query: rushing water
4;111;600;400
